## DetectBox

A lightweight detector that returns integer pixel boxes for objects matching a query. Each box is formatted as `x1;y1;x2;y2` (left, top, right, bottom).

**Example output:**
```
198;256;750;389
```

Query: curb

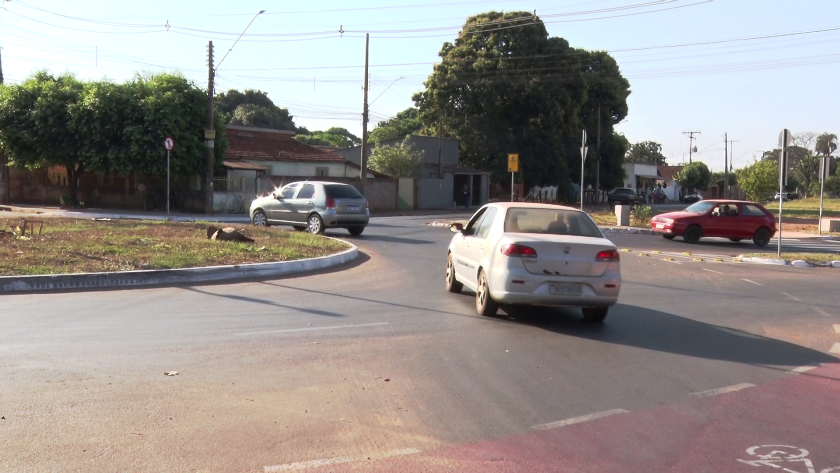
0;244;358;294
599;226;655;235
736;256;840;268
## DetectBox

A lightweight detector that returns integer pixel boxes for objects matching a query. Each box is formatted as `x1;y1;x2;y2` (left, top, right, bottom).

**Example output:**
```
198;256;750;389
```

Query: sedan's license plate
549;283;581;296
656;223;665;229
345;205;359;211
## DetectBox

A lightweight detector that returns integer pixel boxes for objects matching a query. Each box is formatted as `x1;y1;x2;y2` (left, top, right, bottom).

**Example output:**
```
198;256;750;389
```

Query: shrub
631;205;652;227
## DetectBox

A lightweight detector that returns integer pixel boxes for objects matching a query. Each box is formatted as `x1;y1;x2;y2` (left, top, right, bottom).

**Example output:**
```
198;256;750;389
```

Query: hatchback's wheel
729;237;742;243
753;227;771;247
307;214;325;234
663;234;675;240
252;210;268;227
445;254;463;293
347;226;365;236
582;307;608;323
476;269;498;316
683;225;702;244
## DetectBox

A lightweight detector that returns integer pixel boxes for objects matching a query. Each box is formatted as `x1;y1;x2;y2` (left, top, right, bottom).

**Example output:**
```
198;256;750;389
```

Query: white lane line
790;363;821;374
781;292;802;302
236;322;389;336
826;240;840;244
689;383;755;398
742;279;763;286
831;343;840;355
834;324;840;334
813;307;831;317
264;448;422;472
703;268;724;275
531;408;629;431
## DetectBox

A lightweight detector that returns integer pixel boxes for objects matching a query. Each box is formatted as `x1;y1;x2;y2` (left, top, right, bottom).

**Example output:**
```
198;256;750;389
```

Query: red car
649;200;777;247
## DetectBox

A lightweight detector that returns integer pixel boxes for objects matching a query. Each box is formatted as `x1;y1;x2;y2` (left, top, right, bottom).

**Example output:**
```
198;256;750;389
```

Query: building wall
417;175;455;209
398;178;415;210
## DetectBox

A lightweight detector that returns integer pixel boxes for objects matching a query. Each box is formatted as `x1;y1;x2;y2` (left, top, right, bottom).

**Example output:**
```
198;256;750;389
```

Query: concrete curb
599;226;655;235
0;243;358;294
736;255;840;268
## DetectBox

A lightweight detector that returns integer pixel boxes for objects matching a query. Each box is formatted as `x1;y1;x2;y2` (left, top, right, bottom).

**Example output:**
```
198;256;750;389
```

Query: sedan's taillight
325;197;335;210
595;249;620;262
500;244;537;258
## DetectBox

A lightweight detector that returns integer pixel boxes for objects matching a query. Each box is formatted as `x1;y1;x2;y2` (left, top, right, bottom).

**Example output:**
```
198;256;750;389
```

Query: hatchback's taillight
596;249;620;262
325;197;335;210
501;244;537;258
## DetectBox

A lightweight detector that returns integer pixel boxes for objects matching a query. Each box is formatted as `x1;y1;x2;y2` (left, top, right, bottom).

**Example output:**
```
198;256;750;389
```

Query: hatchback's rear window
324;185;363;199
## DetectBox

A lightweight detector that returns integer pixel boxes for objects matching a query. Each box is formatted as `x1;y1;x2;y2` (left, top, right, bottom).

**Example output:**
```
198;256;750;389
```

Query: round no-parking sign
164;136;174;151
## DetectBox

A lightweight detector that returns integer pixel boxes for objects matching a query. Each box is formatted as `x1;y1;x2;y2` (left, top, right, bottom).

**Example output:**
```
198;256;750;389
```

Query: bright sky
1;0;837;173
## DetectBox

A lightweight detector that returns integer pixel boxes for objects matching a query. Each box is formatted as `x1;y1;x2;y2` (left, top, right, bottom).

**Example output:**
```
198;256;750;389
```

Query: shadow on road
179;286;346;317
341;234;436;245
498;304;838;372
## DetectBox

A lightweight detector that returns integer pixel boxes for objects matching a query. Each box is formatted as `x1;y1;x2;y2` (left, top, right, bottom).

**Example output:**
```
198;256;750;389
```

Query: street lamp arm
215;10;265;73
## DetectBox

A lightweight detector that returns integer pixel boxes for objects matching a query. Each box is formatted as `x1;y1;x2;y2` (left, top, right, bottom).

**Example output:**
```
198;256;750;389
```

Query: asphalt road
1;216;838;472
611;231;840;256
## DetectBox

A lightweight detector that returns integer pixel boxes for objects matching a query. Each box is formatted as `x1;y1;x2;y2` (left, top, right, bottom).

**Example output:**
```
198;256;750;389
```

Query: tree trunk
65;163;85;205
0;152;9;205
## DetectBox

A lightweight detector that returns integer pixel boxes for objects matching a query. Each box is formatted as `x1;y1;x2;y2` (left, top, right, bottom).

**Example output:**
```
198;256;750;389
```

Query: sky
1;0;838;173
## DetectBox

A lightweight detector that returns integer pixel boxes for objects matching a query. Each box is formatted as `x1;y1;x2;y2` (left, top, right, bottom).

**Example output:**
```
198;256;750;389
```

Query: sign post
508;154;519;202
164;136;174;216
580;130;588;210
777;129;791;257
819;155;830;235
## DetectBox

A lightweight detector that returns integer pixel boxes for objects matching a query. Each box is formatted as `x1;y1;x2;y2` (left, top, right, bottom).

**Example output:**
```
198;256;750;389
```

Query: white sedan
446;203;621;322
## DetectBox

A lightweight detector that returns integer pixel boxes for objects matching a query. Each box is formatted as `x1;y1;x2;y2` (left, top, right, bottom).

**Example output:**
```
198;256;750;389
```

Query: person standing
462;184;471;210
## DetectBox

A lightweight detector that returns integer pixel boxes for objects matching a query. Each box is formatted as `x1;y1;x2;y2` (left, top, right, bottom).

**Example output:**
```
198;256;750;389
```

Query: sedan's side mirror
450;222;464;233
274;194;283;201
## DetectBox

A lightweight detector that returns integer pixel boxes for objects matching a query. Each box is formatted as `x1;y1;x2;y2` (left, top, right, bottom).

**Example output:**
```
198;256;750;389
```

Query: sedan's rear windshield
685;201;716;214
324;185;363;199
504;208;603;238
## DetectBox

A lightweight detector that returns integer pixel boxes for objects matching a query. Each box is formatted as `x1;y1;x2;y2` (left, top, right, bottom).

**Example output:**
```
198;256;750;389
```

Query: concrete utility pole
724;133;728;200
359;33;370;197
595;102;601;205
727;138;739;199
683;131;701;164
0;44;9;205
204;41;215;215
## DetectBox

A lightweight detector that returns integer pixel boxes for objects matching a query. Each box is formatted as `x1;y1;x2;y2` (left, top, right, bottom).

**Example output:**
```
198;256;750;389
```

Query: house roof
225;125;332;162
658;165;684;181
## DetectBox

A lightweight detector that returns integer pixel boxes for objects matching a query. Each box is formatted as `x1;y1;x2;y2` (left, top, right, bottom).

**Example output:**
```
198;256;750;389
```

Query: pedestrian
462;184;470;210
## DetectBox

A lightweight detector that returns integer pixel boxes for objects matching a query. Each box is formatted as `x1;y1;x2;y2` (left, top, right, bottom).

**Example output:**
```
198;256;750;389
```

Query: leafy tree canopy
216;89;295;131
736;159;779;202
368;137;423;178
368;107;424;143
413;11;630;189
815;132;837;157
711;171;737;189
624;140;666;165
674;161;711;191
295;127;361;148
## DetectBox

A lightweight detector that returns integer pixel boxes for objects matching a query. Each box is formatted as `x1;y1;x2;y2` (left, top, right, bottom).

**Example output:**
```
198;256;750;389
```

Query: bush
59;194;78;208
631;205;652;227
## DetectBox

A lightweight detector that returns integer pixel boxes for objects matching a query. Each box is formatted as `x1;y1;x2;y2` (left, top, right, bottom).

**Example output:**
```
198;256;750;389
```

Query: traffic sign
508;154;519;172
164;136;174;151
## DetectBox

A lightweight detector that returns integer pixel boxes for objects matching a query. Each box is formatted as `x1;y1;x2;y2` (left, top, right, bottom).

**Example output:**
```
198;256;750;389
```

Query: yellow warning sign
508;154;519;172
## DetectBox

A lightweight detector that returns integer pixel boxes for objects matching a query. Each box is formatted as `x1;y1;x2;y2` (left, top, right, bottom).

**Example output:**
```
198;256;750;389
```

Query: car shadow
495;304;838;372
179;286;346;317
339;234;436;245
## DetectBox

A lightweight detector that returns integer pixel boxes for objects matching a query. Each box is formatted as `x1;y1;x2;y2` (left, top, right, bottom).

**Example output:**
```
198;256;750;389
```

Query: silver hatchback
249;181;370;235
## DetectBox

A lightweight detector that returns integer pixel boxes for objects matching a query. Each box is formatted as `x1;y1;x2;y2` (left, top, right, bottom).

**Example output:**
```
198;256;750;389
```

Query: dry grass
742;252;840;265
0;217;349;276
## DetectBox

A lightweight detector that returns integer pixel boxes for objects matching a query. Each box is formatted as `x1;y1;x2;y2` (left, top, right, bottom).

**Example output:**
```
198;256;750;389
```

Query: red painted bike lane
339;361;840;472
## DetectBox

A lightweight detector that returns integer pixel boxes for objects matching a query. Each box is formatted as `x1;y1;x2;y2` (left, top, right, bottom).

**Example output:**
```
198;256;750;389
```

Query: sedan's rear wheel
445;254;463;293
307;214;325;234
683;225;702;244
476;269;498;316
582;307;608;323
347;226;365;236
252;210;268;227
753;227;771;247
663;234;676;240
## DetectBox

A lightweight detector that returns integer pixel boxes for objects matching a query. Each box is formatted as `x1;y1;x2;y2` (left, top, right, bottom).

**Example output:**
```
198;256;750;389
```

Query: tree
368;107;424;143
674;161;711;191
368;137;423;177
815;132;838;176
413;11;629;190
793;152;821;197
624;141;667;165
736;159;778;202
216;89;295;131
295;127;361;148
711;171;737;189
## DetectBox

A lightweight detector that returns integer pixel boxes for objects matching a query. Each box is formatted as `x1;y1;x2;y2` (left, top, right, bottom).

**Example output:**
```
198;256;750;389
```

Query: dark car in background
650;199;776;246
682;191;703;203
607;187;644;206
249;181;369;235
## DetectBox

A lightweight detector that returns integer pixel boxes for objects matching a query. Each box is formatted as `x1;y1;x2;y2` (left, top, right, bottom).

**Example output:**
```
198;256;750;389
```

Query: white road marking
703;268;724;274
264;448;422;472
813;307;831;317
834;324;840;334
830;343;840;355
790;364;821;374
236;322;389;336
826;240;840;244
689;383;755;398
781;292;802;302
742;279;763;286
531;409;629;431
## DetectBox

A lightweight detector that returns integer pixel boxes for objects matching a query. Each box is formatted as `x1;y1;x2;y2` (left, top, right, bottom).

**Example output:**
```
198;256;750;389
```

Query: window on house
316;167;329;177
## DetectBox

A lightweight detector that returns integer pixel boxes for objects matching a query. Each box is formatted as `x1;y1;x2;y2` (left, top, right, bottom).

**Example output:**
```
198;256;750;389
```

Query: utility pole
724;133;728;200
359;33;369;197
727;138;739;198
204;41;215;215
683;130;701;164
437;108;443;179
0;44;9;205
595;102;601;205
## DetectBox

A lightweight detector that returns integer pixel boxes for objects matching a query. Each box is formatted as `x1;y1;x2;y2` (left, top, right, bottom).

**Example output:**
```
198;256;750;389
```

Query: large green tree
737;159;778;202
625;140;667;165
368;107;423;143
815;132;837;177
413;11;629;190
674;161;711;191
295;127;361;148
368;137;423;177
216;89;295;130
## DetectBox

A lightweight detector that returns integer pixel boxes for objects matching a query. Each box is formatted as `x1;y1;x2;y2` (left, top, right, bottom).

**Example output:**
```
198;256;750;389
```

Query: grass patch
767;197;840;219
0;217;349;276
742;252;840;265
